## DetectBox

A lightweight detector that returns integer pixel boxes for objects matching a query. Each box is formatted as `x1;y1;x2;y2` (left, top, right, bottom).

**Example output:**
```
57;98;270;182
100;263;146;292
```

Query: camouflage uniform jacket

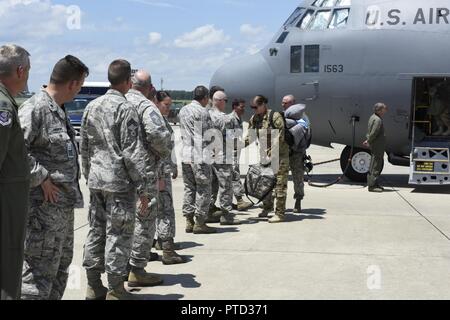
80;89;150;196
19;89;83;207
179;100;213;164
157;116;177;178
245;109;290;163
228;110;244;162
126;89;171;194
208;106;234;164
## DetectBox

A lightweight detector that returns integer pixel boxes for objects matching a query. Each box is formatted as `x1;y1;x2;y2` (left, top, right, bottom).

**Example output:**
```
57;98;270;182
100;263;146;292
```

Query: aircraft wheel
340;146;376;183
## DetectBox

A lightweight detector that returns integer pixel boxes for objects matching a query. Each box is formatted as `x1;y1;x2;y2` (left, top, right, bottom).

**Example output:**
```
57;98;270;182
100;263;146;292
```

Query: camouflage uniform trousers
83;189;136;283
263;158;290;217
232;163;245;199
129;189;159;269
289;151;305;200
182;163;211;222
21;203;74;300
211;164;234;213
130;176;176;269
155;175;176;241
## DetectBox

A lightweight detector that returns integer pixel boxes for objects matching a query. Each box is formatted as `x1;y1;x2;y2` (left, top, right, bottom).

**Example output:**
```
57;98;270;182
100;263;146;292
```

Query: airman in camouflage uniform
0;44;31;300
81;60;152;300
19;56;89;300
125;71;173;284
180;86;217;234
154;91;187;264
245;95;290;223
282;95;306;213
208;91;241;225
229;99;253;211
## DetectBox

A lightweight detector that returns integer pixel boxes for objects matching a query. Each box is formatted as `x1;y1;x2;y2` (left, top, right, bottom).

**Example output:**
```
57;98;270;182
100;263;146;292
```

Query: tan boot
236;198;253;211
268;215;285;223
185;216;195;233
127;268;163;288
162;239;188;265
193;221;217;234
106;286;137;300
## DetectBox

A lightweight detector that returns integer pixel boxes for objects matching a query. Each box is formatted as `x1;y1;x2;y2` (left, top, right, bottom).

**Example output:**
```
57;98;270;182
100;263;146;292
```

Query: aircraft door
300;80;319;102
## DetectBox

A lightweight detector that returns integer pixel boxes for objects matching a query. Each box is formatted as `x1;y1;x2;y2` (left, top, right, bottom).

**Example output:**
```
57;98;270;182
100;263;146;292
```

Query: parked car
168;102;184;125
65;82;110;146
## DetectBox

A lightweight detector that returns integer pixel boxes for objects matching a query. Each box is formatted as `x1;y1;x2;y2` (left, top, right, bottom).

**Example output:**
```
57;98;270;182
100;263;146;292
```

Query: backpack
244;164;277;205
269;111;312;151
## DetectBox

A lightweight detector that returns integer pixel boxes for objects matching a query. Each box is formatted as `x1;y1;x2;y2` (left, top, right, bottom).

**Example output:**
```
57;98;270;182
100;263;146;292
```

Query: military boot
128;267;164;288
258;206;274;218
86;271;107;301
162;239;188;265
106;285;137;300
293;199;302;214
220;212;242;226
268;214;285;224
185;216;195;233
209;204;222;216
106;275;137;300
193;218;217;234
155;238;181;251
368;186;383;193
236;197;253;211
206;213;221;224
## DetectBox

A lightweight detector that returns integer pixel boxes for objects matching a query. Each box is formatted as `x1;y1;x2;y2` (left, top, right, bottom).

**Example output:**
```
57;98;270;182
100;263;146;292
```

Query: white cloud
240;24;264;37
148;32;162;45
0;0;76;40
174;25;230;49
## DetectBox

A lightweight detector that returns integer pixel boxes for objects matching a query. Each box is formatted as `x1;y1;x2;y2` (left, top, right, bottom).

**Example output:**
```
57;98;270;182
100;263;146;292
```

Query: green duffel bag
244;164;277;205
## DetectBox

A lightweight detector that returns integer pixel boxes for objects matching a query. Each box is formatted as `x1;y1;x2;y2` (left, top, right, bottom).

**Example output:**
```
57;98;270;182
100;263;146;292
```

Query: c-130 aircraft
210;0;450;186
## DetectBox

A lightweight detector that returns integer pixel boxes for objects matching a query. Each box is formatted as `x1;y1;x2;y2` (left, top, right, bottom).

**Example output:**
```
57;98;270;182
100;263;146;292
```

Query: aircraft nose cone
210;53;275;105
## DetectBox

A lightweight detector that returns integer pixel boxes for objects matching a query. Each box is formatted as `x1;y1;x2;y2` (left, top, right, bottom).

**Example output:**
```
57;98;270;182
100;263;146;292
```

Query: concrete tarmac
63;126;450;300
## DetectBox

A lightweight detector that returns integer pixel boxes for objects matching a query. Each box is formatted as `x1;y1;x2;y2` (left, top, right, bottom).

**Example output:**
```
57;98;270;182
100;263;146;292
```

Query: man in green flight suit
0;44;31;300
364;103;388;193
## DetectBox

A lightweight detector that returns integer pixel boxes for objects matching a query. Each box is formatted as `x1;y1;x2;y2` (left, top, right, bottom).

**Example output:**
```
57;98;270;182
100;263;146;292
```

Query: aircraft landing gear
340;147;379;183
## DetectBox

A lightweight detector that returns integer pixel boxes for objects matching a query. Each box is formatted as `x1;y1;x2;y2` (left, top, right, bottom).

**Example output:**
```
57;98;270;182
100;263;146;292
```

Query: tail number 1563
324;64;344;73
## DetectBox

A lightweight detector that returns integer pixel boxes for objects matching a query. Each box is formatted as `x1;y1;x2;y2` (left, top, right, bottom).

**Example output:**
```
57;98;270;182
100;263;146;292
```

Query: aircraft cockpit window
276;32;290;44
284;7;306;27
312;0;338;7
321;0;337;7
312;0;325;6
335;0;351;6
328;8;350;29
290;46;303;73
304;45;320;73
297;9;315;29
308;10;332;30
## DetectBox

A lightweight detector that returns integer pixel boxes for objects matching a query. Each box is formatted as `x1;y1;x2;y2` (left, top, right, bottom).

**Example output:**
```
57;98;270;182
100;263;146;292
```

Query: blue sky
0;0;300;91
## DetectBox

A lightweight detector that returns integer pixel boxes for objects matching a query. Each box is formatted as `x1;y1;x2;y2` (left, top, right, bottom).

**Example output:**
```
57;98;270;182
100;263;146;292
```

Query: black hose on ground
306;116;358;188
